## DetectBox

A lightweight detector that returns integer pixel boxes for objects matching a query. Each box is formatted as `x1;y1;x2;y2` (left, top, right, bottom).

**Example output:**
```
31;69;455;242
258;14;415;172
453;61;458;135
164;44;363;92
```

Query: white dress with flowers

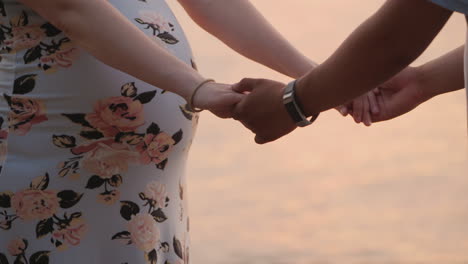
0;0;196;263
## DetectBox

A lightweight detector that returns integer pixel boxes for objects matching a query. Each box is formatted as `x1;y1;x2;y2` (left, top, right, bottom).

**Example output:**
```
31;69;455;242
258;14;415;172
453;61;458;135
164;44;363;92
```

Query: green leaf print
111;231;132;245
0;0;6;17
61;114;93;128
13;254;27;264
52;135;77;148
29;251;50;264
13;74;37;95
120;201;140;221
146;123;160;135
151;208;167;223
172;130;183;145
109;175;123;188
0;192;12;208
133;90;157;104
23;46;42;64
79;130;104;140
10;10;28;27
173;237;183;259
157;32;179;45
147;249;157;264
30;173;49;191
36;218;54;239
57;190;83;209
40;23;61;37
85;176;105;189
0;253;8;264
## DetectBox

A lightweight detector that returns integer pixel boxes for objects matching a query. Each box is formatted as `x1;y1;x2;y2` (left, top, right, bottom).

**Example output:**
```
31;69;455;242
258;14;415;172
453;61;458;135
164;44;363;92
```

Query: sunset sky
167;1;468;263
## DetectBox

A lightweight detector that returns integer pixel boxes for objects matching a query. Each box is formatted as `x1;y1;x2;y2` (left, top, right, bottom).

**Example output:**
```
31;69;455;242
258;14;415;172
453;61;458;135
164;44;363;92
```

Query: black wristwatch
282;80;319;127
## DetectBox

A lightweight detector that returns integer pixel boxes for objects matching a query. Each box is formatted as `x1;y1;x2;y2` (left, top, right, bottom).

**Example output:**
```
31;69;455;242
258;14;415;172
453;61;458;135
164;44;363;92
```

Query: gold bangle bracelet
188;78;215;113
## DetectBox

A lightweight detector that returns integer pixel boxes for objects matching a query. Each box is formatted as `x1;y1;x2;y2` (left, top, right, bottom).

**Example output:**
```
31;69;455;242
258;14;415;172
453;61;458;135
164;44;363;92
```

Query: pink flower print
85;96;145;137
127;213;160;252
75;139;138;179
143;181;167;209
136;133;175;165
40;42;80;72
4;25;45;52
52;218;88;250
139;11;171;32
7;96;48;136
97;189;121;205
11;189;59;221
7;238;26;256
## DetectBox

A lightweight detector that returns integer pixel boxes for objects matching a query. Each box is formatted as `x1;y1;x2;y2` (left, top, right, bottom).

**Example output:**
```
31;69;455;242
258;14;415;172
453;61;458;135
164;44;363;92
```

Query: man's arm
296;0;453;115
177;0;316;78
234;0;453;144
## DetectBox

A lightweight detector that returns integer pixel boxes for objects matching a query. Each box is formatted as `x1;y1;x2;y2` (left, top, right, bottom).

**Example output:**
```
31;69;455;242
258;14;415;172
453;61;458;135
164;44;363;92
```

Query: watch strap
282;80;319;127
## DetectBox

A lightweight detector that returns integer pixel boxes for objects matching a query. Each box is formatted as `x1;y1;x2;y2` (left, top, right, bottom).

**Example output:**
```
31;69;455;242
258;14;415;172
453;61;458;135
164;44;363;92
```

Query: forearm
20;0;205;101
178;0;315;78
295;0;452;115
418;45;465;99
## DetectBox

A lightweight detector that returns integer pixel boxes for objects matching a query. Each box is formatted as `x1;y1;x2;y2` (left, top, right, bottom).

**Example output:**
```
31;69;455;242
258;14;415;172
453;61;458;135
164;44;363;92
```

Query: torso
0;1;197;263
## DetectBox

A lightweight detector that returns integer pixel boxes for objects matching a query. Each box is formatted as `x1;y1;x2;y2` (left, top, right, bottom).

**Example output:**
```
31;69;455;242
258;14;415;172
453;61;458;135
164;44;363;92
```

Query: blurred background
167;1;468;263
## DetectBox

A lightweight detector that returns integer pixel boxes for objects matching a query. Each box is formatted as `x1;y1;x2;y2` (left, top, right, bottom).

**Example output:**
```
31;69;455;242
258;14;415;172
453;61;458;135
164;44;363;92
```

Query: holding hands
232;78;297;144
197;67;428;144
339;67;429;125
199;44;464;144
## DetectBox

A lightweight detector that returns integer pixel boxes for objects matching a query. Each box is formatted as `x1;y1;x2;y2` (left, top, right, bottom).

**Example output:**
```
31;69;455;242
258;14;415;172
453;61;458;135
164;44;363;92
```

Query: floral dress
0;0;197;263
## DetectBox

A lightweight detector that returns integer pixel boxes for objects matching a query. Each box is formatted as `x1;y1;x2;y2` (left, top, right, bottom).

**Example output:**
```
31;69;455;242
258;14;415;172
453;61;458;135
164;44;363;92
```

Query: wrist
414;65;439;101
287;58;318;79
282;79;320;127
191;81;217;111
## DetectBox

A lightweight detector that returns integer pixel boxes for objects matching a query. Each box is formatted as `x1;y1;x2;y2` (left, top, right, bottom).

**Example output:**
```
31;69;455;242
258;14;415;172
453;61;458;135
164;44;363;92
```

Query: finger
335;105;348;116
232;78;260;93
363;97;372;126
255;135;269;145
367;91;379;114
371;95;386;122
373;87;381;95
352;97;364;123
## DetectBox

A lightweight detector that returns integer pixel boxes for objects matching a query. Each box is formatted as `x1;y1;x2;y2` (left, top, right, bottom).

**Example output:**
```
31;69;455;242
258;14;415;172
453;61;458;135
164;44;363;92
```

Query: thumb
254;135;269;145
232;78;260;93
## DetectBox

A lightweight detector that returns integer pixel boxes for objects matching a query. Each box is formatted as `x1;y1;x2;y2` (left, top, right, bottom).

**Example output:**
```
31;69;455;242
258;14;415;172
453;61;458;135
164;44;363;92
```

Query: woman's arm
366;45;465;122
177;0;316;78
339;46;465;125
419;45;465;98
18;0;243;116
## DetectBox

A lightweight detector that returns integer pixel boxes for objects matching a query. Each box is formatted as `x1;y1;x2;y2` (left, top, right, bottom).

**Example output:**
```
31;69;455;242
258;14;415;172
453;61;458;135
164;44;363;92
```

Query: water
167;1;468;263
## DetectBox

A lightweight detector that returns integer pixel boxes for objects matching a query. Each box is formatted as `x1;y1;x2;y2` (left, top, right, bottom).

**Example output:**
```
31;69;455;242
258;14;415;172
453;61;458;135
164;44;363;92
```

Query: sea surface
167;1;468;263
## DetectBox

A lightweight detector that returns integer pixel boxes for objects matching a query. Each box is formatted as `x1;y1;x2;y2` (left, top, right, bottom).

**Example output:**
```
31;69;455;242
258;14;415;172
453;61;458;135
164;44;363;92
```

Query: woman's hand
337;67;427;124
192;82;245;119
336;91;380;126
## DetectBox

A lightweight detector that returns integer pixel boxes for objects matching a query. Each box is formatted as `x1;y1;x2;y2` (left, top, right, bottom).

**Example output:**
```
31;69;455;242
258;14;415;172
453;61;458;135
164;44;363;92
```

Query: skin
18;0;315;118
233;0;454;144
346;45;465;123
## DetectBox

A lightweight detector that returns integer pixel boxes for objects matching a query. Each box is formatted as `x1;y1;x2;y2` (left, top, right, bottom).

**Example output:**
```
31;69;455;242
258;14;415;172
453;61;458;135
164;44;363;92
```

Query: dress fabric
0;0;198;263
429;0;468;14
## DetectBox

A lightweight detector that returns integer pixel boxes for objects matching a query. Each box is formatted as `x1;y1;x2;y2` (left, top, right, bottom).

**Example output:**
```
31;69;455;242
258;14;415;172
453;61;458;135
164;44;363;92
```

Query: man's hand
232;78;297;144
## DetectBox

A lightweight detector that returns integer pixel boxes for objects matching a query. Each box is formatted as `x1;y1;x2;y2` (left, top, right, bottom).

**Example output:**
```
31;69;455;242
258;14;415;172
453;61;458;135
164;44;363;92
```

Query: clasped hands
194;67;427;144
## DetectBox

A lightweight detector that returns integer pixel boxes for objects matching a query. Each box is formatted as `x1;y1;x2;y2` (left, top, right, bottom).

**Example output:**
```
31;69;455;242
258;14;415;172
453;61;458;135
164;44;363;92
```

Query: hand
232;78;297;144
336;91;380;126
339;67;428;123
192;82;245;119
